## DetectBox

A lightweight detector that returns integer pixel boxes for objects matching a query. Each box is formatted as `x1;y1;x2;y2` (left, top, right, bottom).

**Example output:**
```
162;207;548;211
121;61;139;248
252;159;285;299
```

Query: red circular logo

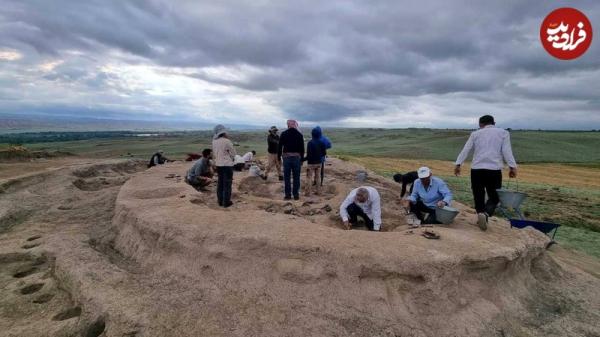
540;7;593;60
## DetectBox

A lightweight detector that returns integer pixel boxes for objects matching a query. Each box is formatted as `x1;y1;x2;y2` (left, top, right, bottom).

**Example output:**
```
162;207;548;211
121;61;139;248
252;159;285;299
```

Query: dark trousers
346;203;375;231
283;156;301;198
186;175;211;191
409;200;439;224
471;169;502;216
216;166;233;206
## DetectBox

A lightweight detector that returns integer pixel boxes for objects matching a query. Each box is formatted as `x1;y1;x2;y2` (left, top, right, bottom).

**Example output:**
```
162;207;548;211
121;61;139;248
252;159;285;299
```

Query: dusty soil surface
0;158;599;337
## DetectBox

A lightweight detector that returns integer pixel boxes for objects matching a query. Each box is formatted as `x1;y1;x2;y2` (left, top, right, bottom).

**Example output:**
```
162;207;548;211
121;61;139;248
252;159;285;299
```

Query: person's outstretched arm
339;191;354;223
455;133;474;175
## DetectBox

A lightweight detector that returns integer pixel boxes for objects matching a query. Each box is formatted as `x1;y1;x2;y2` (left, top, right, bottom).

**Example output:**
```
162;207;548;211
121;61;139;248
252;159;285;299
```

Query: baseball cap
417;166;431;179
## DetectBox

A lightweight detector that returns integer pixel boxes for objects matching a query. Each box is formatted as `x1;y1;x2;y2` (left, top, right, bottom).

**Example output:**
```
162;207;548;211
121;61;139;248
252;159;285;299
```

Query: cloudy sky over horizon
1;0;599;129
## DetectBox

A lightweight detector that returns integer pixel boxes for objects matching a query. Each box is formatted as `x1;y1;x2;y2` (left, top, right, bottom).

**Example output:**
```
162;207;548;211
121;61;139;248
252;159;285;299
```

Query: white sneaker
477;213;488;231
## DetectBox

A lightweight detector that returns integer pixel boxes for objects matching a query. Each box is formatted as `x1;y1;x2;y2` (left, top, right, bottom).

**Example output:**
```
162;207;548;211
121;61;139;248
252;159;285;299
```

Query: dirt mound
105;158;600;336
0;158;599;337
0;146;73;162
72;161;145;178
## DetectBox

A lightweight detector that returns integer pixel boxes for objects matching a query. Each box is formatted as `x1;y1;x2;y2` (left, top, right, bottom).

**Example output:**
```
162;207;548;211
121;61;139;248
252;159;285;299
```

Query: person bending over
340;186;382;231
393;171;418;198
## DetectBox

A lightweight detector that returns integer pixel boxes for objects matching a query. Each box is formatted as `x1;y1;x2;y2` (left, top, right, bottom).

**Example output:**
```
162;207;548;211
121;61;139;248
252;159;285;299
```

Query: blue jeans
283;156;301;198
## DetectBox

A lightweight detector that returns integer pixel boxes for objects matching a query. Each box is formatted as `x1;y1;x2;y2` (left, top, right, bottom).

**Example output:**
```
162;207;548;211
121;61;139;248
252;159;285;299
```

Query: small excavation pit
52;306;82;321
20;283;44;295
13;267;39;278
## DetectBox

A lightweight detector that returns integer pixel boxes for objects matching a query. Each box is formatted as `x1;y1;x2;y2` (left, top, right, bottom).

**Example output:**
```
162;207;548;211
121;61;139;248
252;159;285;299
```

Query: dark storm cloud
0;0;599;128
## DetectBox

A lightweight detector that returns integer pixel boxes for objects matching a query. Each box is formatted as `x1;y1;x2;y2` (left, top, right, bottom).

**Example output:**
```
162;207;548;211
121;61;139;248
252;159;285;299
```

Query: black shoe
224;201;234;208
284;196;292;200
278;176;284;181
293;195;300;200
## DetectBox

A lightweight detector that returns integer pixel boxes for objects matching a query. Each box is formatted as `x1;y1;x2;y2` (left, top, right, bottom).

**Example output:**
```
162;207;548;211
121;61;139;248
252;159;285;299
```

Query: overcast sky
0;0;599;129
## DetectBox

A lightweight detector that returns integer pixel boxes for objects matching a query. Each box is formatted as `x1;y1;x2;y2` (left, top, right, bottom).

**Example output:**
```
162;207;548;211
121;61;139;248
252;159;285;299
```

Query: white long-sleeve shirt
339;186;382;231
242;152;254;162
455;125;517;170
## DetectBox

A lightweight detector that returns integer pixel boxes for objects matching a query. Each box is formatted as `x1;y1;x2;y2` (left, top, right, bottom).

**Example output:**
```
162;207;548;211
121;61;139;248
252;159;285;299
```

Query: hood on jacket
311;126;322;139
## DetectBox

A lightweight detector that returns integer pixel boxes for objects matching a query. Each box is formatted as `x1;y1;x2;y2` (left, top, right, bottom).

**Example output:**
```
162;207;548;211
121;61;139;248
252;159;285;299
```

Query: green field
5;129;600;163
3;128;600;258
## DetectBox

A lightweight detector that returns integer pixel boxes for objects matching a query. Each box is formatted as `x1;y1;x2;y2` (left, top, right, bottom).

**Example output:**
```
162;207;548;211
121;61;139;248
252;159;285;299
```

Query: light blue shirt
408;176;453;208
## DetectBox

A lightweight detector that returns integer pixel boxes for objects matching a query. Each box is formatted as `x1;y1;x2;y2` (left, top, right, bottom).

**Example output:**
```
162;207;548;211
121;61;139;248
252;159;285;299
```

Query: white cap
417;166;431;179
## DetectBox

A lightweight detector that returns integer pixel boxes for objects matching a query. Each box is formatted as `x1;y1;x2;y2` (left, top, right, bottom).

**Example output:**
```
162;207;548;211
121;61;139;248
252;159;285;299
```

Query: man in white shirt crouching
454;115;518;231
339;186;382;231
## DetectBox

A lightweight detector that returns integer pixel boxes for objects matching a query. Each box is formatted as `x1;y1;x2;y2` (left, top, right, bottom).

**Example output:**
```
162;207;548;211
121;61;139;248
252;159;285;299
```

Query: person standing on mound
454;115;517;231
264;126;283;181
303;126;327;197
278;119;304;200
212;125;236;208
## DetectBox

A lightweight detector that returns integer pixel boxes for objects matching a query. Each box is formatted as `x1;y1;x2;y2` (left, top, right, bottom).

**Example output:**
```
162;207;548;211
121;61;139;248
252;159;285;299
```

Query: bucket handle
504;174;519;191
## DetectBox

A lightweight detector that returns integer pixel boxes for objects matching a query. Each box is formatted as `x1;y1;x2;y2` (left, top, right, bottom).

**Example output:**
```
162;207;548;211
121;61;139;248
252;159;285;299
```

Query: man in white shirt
242;150;255;163
235;150;255;170
339;186;382;231
454;115;517;230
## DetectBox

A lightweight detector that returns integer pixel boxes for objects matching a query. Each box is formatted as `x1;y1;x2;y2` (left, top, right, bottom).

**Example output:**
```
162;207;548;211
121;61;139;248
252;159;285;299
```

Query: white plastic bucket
249;165;262;177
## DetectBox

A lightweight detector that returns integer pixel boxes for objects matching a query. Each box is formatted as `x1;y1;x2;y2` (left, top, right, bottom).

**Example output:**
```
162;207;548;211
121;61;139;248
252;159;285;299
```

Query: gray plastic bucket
496;189;527;209
435;206;459;225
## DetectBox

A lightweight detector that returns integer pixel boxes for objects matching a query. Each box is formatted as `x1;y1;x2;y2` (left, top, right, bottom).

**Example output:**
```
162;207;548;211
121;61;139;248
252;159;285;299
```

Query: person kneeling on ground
402;167;453;224
233;154;245;171
242;150;256;168
148;150;170;168
340;187;382;231
185;148;214;191
393;171;418;198
303;127;327;196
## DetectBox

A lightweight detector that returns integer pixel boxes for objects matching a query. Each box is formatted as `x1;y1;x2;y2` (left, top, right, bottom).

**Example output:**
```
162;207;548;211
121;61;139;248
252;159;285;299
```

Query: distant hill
0;114;259;134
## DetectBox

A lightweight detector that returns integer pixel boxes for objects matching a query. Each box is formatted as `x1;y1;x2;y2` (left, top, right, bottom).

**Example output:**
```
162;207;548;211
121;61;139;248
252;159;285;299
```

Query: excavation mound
105;158;600;336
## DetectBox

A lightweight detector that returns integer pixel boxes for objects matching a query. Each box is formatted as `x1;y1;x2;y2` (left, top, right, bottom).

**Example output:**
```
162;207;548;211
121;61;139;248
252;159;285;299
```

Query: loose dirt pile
0;158;599;337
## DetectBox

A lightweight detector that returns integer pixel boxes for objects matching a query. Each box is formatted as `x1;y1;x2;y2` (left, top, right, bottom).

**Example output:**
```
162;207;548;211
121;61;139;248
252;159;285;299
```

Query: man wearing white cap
402;167;453;224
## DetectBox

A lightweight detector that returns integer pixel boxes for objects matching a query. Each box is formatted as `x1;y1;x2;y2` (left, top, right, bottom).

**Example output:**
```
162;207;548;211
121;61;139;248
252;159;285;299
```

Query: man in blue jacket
304;127;327;196
313;126;332;186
